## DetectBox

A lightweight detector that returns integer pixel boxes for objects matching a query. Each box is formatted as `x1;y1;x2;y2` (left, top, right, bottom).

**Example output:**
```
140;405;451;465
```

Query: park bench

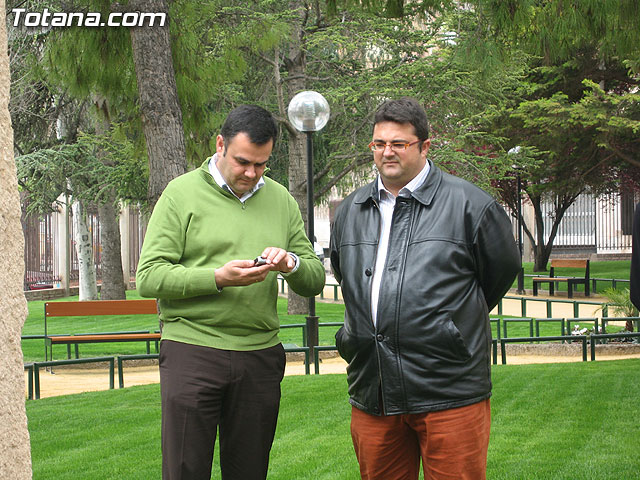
532;259;590;299
44;299;160;361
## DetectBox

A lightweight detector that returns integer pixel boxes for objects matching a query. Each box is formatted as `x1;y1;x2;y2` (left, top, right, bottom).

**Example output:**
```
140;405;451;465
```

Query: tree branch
312;154;371;201
257;52;279;69
269;46;299;137
284;74;331;82
295;152;363;191
608;142;640;168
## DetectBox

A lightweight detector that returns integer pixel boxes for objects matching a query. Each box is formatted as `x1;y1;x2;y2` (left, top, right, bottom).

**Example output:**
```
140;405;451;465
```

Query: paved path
314;280;613;319
493;292;606;318
27;350;640;399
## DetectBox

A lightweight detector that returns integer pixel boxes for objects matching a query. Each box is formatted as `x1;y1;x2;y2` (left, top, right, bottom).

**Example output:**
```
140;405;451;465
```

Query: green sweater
136;159;325;351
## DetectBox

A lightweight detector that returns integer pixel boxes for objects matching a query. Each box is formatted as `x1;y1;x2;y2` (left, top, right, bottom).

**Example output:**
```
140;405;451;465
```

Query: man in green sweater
137;105;325;480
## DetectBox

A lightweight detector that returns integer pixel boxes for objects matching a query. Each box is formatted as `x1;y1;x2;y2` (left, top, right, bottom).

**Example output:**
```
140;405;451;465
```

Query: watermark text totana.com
11;8;166;28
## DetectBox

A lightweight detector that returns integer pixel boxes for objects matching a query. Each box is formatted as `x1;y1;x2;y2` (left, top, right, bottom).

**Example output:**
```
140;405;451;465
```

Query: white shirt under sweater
207;153;299;273
207;153;265;202
371;161;431;327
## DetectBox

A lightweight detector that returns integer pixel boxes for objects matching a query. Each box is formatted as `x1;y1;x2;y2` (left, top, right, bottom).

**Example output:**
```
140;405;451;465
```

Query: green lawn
21;292;346;362
23;271;634;362
516;260;631;292
26;359;640;479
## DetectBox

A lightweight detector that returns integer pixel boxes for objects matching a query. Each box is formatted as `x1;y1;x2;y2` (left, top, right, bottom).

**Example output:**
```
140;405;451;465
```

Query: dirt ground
26;349;640;399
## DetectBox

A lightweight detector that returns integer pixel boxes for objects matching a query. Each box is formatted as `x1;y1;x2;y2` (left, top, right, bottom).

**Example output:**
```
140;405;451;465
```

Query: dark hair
221;105;278;149
373;97;430;141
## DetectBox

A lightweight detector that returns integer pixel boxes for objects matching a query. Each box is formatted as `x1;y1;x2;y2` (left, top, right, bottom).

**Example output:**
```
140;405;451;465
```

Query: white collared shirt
371;161;430;326
207;153;300;274
208;153;265;203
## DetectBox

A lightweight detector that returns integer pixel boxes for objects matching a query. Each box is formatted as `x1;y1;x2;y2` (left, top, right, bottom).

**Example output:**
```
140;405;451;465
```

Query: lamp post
287;91;330;363
508;146;525;294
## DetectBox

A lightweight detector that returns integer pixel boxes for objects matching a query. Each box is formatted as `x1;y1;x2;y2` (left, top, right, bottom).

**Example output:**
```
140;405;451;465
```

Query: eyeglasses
368;139;422;152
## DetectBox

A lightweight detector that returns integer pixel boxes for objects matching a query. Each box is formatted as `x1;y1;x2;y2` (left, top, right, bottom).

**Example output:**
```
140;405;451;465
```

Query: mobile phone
254;256;268;266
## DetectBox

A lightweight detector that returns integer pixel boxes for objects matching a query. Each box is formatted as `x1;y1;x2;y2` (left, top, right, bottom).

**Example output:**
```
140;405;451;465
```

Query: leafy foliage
597;288;639;320
481;48;640;269
11;0;640;212
233;2;522;197
16;127;147;215
483;0;640;71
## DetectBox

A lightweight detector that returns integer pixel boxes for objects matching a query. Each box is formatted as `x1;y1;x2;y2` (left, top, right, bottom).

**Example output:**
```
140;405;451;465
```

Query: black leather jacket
330;161;521;416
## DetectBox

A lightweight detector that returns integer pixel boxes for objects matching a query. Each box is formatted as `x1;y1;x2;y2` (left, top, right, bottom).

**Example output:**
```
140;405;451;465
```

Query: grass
489;360;640;479
515;260;630;292
21;292;346;362
26;359;640;479
23;276;633;362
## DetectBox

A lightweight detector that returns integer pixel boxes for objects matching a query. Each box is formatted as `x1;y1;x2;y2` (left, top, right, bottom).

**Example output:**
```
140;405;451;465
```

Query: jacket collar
354;159;442;207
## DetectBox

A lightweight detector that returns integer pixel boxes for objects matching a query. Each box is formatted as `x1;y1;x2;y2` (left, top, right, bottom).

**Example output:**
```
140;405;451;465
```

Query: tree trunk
129;0;187;209
533;246;550;272
98;199;126;299
94;98;126;300
284;1;311;315
530;196;549;271
529;192;579;272
0;4;33;473
72;200;98;301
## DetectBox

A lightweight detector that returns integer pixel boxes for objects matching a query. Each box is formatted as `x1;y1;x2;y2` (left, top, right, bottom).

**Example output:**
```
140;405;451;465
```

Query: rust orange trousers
350;399;491;480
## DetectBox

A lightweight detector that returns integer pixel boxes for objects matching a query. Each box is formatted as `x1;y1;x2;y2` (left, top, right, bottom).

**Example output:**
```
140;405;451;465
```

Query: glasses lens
370;141;414;151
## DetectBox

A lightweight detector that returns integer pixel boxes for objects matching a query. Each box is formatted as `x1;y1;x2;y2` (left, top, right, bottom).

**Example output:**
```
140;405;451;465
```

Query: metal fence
541;193;597;250
541;192;636;253
21;205;60;290
594;192;634;252
509;191;636;254
21;202;146;290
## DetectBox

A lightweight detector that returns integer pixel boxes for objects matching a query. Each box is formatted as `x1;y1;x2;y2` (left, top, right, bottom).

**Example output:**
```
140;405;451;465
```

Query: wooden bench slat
532;259;590;299
49;333;161;343
44;300;161;362
45;299;158;317
532;277;571;281
550;259;588;268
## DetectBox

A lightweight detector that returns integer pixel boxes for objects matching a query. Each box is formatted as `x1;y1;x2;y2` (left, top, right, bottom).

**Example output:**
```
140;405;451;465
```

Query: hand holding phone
254;256;268;266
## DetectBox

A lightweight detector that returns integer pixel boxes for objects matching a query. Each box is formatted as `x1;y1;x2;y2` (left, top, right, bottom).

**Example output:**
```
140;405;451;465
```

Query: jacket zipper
393;198;415;412
371;197;387;415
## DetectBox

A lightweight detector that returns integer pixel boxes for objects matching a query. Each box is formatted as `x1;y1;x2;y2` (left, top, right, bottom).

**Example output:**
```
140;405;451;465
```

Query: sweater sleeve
329;200;345;285
281;194;326;297
136;191;220;300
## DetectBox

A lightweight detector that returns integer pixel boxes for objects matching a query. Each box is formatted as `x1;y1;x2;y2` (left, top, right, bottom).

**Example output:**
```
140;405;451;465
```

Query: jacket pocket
443;316;472;362
335;326;356;363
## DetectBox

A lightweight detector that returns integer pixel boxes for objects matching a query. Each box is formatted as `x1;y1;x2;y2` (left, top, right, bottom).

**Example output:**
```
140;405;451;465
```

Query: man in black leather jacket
330;98;521;480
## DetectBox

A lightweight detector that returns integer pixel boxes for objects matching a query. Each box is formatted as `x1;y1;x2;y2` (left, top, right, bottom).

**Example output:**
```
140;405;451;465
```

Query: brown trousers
159;340;285;480
351;399;491;480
